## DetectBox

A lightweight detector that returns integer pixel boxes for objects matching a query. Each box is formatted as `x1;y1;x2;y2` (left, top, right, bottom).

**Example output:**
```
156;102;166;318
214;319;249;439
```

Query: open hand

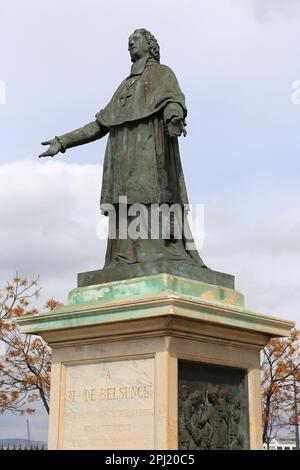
167;117;187;138
39;138;62;158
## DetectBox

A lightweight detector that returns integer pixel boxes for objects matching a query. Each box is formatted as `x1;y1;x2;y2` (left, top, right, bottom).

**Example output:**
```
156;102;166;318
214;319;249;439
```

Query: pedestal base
19;274;293;450
78;260;235;289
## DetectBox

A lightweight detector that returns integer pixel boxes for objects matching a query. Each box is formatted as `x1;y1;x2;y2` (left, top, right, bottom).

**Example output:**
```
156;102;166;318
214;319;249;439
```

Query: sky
0;0;300;442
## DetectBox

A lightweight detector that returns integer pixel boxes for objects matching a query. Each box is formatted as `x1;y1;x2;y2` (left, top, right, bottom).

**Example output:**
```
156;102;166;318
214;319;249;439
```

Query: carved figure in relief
206;388;219;449
178;384;191;450
229;396;242;449
179;383;244;450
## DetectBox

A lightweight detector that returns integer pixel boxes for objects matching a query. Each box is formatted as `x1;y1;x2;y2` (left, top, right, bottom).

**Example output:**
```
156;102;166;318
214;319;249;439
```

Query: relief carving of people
179;384;244;450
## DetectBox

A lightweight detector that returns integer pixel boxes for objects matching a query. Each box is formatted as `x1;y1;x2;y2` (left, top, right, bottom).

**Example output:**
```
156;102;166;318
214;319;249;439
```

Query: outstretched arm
39;120;109;158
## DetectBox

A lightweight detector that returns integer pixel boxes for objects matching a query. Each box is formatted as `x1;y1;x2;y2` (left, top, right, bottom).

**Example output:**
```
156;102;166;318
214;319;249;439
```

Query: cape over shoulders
96;62;186;127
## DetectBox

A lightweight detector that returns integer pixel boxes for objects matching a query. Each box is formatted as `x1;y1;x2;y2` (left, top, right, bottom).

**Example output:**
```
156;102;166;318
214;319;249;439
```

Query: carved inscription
67;384;152;402
62;359;154;449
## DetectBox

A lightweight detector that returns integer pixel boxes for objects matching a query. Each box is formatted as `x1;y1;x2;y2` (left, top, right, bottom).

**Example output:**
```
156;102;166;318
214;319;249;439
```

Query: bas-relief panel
178;361;249;450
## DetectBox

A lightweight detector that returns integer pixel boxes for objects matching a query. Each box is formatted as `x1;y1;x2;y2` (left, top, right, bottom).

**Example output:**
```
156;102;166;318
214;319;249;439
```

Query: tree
0;275;62;415
261;328;300;449
280;343;300;449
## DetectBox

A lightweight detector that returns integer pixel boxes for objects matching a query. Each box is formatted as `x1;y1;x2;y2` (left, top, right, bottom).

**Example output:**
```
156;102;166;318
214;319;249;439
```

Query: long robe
57;57;205;267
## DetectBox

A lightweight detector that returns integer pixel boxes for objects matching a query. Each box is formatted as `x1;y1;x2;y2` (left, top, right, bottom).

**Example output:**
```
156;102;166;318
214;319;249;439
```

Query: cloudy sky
1;0;300;442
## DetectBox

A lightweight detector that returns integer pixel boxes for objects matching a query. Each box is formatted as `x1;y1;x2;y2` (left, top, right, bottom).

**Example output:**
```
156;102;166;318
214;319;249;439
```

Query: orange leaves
274;363;290;377
0;276;61;415
261;328;300;444
28;393;39;403
26;308;39;317
19;298;30;307
23;353;35;365
9;349;20;358
5;284;14;294
11;306;24;317
26;374;38;385
291;329;299;342
44;298;63;311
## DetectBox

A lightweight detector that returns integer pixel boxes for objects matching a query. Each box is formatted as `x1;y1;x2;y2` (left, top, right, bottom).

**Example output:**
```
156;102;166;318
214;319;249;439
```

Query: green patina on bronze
17;274;293;338
69;273;244;306
77;260;235;289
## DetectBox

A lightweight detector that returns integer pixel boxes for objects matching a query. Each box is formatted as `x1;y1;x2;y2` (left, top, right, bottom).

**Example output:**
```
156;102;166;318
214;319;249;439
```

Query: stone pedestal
18;274;293;450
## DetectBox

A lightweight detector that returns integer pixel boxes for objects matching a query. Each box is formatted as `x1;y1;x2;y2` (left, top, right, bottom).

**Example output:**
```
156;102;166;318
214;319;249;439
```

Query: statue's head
180;384;190;401
128;29;160;63
207;389;218;405
190;390;204;405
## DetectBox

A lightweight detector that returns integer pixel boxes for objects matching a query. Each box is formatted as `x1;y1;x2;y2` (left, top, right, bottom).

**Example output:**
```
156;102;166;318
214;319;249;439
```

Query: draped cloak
95;58;189;208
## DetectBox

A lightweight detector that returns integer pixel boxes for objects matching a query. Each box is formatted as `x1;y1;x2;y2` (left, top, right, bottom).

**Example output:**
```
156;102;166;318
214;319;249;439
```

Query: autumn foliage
261;329;300;448
0;276;62;415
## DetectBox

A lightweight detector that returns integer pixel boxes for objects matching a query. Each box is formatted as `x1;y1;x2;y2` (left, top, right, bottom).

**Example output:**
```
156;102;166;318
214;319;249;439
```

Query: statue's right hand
39;138;62;158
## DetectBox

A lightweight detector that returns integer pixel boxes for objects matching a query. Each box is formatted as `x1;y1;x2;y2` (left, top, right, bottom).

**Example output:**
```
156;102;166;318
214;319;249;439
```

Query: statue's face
208;392;217;404
128;31;150;61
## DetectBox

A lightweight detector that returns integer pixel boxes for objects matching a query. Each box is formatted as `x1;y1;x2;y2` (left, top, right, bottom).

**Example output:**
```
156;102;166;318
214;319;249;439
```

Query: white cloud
235;0;300;23
0;160;107;303
201;200;300;325
231;0;300;23
255;0;300;21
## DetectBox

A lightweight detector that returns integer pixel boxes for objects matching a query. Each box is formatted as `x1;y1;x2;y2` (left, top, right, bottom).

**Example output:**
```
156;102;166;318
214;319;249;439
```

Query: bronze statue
39;29;205;269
